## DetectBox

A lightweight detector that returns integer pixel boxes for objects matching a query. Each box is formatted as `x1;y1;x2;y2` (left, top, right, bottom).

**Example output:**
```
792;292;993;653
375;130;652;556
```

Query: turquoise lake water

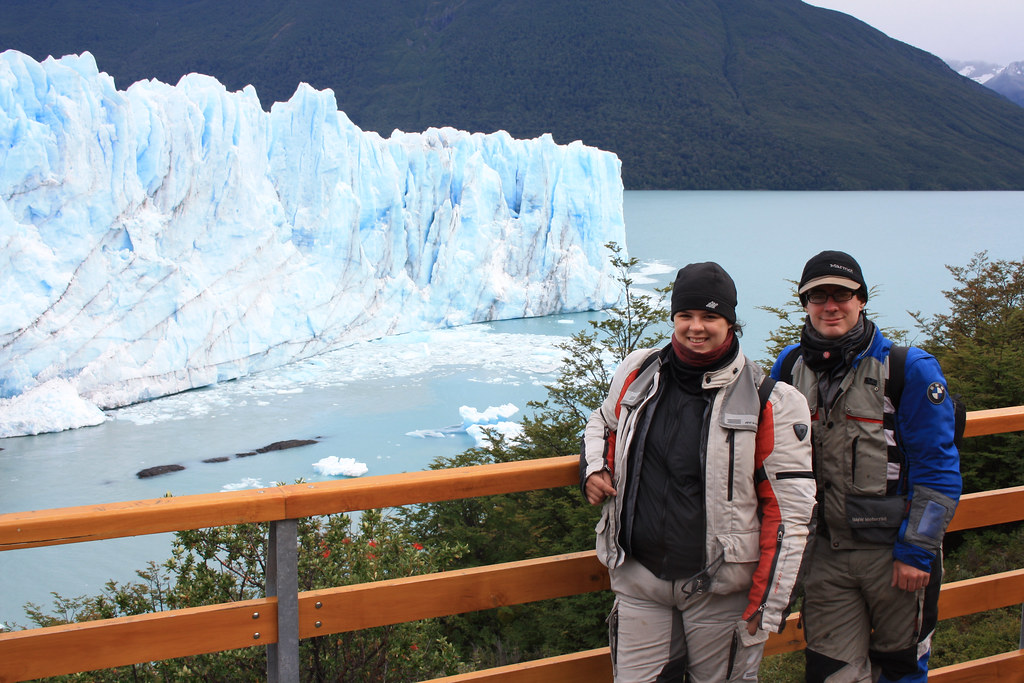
2;190;1022;626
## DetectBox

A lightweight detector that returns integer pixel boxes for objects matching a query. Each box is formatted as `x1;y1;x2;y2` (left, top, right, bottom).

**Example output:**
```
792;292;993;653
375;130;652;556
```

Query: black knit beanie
671;262;737;324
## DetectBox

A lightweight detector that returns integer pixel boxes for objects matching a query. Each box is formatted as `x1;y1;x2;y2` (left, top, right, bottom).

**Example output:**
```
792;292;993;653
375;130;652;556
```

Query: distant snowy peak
946;58;1024;107
986;62;1024;107
947;58;1004;84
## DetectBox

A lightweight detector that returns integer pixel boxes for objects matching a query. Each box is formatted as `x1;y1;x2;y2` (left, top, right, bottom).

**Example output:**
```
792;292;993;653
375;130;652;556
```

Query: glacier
0;50;626;438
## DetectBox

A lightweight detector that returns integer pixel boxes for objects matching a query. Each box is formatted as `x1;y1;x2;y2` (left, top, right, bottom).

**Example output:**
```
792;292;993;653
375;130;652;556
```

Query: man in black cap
771;250;962;683
581;262;816;682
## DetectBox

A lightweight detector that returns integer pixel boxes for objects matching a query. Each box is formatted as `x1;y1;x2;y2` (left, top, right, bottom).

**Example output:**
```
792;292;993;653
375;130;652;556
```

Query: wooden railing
1;406;1023;682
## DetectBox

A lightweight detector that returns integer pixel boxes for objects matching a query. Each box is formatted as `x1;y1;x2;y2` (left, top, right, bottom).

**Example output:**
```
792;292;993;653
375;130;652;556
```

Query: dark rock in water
234;439;319;458
255;439;319;453
203;457;230;463
137;464;185;478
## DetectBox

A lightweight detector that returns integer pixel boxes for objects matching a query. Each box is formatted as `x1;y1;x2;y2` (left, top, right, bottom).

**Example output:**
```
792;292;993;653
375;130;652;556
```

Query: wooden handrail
3;407;1023;551
7;551;1022;681
963;405;1024;438
948;485;1024;532
0;598;275;682
423;646;1024;683
0;552;609;681
0;456;579;550
296;552;609;637
1;405;1023;682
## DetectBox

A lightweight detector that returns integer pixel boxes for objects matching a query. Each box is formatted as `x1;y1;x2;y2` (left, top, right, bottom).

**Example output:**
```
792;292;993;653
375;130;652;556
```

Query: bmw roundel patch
927;382;947;405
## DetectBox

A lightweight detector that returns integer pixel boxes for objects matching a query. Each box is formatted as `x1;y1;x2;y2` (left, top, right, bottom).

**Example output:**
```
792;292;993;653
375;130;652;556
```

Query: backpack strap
886;344;965;449
885;345;909;411
778;346;802;386
758;376;776;415
752;375;778;487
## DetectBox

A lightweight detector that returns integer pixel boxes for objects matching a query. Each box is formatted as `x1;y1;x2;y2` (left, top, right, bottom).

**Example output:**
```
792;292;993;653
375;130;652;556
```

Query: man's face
804;285;865;338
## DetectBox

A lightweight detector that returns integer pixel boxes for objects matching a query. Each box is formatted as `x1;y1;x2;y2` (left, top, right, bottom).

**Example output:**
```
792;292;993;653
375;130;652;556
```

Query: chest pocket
841;375;889;496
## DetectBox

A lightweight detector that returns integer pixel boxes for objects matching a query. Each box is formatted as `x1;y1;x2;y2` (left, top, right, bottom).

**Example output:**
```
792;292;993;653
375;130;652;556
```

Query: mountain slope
3;0;1024;189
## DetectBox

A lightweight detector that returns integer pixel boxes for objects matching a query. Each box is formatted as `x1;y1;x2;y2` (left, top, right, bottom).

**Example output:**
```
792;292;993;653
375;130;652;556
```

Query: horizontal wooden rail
948;485;1024;532
430;648;613;683
2;406;1021;551
0;456;580;551
931;649;1024;681
297;551;609;637
1;463;1017;553
0;552;608;681
963;405;1024;438
0;597;275;682
8;553;1021;682
423;646;1024;683
424;565;1024;681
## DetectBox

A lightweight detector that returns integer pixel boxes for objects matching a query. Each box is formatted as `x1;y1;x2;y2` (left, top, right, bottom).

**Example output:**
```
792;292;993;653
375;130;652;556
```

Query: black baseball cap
798;250;867;302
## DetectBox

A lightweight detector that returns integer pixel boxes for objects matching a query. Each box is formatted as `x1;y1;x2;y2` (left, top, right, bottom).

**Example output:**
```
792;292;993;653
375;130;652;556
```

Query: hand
746;616;760;636
891;560;930;592
585;470;617;505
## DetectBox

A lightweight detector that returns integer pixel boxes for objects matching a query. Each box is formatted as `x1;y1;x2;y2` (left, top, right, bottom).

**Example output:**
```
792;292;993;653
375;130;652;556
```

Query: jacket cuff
902;485;957;553
893;541;934;573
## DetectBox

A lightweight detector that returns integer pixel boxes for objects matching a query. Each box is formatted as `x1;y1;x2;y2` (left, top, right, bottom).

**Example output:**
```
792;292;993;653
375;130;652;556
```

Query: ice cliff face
0;50;625;437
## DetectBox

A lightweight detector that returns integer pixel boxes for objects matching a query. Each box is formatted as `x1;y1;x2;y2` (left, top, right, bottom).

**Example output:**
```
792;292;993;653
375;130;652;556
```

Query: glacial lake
2;190;1022;627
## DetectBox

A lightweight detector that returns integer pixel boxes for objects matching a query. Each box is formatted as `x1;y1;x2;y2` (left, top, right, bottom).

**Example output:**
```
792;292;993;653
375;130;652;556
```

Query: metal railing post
1020;603;1024;650
267;518;300;682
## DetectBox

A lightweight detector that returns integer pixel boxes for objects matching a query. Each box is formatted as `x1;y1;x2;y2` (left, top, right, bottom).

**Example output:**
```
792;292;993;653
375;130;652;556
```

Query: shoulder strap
758;376;776;415
779;346;802;386
886;345;908;410
887;345;965;449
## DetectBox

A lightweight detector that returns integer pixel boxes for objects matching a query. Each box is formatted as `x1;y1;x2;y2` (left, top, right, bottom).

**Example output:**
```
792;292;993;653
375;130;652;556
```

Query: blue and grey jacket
771;326;962;572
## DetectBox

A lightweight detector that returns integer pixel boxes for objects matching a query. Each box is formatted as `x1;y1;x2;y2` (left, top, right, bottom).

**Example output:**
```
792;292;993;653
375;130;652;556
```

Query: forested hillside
5;0;1024;190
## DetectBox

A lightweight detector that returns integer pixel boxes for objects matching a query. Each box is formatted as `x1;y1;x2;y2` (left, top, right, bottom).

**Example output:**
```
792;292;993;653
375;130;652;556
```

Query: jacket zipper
727;430;735;501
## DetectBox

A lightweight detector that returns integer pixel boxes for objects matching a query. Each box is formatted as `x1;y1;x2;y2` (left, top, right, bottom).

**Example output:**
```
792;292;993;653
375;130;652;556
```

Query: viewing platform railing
1;405;1024;682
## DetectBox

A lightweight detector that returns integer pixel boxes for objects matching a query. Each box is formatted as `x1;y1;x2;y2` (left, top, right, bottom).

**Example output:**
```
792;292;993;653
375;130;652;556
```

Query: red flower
367;553;377;559
321;550;331;559
368;540;378;548
341;537;351;544
410;643;419;651
412;542;424;551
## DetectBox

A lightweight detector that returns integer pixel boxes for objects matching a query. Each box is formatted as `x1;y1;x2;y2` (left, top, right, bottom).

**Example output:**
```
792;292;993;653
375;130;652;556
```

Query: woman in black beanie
580;262;816;682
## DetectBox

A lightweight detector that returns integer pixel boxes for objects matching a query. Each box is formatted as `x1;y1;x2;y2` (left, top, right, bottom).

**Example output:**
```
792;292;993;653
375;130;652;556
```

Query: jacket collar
853;325;892;368
699;347;746;390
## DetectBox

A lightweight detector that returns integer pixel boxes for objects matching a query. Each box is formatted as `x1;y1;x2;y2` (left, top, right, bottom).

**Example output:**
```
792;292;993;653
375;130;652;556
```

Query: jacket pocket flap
845;495;906;528
717;530;760;563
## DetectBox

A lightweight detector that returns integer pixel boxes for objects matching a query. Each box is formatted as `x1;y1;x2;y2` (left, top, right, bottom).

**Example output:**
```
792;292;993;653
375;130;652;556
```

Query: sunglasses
805;289;856;304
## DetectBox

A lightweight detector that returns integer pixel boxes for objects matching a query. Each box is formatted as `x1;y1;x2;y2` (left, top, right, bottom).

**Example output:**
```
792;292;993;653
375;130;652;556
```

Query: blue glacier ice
0;50;626;438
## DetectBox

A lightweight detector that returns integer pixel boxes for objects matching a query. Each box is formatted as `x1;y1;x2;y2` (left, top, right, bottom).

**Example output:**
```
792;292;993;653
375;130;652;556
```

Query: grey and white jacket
580;345;817;632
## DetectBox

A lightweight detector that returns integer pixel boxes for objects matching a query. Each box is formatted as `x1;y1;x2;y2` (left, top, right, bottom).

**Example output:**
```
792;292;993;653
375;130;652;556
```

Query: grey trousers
608;558;767;682
802;543;934;683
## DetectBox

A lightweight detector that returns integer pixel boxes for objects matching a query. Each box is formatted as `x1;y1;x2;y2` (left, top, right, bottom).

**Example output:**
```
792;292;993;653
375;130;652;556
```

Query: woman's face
673;309;730;353
804;285;866;338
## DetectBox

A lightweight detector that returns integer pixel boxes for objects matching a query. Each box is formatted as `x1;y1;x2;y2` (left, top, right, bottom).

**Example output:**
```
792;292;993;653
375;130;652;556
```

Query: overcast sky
805;0;1023;65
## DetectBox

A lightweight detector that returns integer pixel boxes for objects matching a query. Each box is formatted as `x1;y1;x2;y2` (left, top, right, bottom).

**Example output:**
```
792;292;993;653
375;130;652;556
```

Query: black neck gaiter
799;315;874;374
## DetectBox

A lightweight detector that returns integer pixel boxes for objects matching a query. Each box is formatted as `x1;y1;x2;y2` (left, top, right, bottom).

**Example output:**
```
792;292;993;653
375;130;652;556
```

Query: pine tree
912;252;1024;492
